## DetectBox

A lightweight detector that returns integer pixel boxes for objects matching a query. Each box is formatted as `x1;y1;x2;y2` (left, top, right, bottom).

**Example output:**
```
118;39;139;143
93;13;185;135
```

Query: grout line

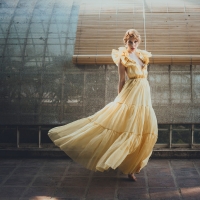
114;169;120;200
144;167;151;200
51;160;72;198
0;159;23;187
168;160;183;200
193;160;200;176
57;160;72;187
19;159;47;200
82;170;94;200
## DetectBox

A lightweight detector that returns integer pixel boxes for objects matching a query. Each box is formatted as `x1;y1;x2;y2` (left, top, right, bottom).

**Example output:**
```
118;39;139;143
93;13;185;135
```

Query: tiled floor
0;158;200;200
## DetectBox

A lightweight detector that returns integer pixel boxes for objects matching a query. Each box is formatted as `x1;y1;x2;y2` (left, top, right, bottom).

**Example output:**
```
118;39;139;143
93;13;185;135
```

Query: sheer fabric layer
48;78;158;174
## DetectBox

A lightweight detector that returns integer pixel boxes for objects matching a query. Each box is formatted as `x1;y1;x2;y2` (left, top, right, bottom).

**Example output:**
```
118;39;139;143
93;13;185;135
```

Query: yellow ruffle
111;47;152;67
139;49;152;65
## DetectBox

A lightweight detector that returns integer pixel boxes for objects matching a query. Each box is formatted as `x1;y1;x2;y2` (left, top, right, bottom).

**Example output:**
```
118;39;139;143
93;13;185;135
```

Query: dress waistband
129;74;146;79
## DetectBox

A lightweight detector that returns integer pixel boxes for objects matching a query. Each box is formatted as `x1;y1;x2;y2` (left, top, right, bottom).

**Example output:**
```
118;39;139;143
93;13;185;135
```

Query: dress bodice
111;47;152;79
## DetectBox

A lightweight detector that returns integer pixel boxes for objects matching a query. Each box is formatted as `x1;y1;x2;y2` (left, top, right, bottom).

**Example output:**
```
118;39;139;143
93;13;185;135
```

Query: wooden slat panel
73;0;200;64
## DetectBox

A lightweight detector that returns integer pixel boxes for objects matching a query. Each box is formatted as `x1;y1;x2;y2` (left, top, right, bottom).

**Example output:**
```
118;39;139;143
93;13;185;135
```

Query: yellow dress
48;47;158;174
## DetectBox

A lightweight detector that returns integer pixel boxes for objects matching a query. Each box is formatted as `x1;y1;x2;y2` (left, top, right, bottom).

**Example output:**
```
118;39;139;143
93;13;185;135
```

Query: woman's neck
127;48;137;54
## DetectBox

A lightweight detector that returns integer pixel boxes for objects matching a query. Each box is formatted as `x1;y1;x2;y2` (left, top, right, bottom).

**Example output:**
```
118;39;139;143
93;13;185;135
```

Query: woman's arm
117;60;126;94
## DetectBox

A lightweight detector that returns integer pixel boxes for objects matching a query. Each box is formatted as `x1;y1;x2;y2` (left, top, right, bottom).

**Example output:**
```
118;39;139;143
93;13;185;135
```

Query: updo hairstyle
123;29;141;45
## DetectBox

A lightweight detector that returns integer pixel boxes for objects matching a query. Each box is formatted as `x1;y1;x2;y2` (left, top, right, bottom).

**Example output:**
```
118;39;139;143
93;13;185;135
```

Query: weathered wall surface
0;0;200;125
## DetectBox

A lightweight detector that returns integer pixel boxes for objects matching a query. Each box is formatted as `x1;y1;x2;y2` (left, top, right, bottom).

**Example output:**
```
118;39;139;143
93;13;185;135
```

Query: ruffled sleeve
138;49;152;65
111;49;120;66
111;47;129;67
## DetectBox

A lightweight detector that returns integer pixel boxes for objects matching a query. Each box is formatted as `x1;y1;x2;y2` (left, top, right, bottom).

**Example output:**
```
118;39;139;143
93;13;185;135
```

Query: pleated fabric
48;47;158;174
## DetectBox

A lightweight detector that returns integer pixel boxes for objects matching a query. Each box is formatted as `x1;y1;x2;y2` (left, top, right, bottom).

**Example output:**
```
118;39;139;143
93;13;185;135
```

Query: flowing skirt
48;78;158;174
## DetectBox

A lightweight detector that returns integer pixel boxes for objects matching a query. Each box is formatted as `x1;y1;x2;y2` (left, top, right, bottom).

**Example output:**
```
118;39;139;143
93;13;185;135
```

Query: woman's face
126;38;139;53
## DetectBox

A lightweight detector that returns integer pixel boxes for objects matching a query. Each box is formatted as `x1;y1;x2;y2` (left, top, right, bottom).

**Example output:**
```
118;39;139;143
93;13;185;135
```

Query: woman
48;29;158;181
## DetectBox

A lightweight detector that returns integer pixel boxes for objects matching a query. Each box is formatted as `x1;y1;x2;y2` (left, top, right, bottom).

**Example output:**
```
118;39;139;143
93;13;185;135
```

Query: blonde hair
123;29;141;44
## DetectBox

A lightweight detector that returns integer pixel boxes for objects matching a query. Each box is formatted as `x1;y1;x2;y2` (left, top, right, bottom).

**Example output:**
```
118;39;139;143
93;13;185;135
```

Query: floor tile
148;176;175;187
149;188;181;200
118;188;149;200
4;175;33;186
12;166;41;176
0;186;26;199
0;175;7;184
66;164;91;177
180;187;200;200
21;186;55;199
193;160;200;167
44;159;72;166
0;167;16;176
173;168;199;177
32;176;61;187
170;160;195;169
89;177;117;188
176;177;200;188
93;168;118;177
53;187;85;198
0;159;22;167
147;167;171;177
20;159;45;167
118;176;146;187
38;166;66;176
147;159;169;168
119;169;145;177
86;187;115;199
60;176;89;187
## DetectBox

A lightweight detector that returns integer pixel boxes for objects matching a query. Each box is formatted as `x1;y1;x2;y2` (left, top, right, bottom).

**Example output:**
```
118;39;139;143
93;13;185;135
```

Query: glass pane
172;124;191;129
157;130;169;144
158;124;170;129
0;126;17;143
194;124;200;129
194;131;200;144
19;126;38;143
172;130;191;144
41;125;55;143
